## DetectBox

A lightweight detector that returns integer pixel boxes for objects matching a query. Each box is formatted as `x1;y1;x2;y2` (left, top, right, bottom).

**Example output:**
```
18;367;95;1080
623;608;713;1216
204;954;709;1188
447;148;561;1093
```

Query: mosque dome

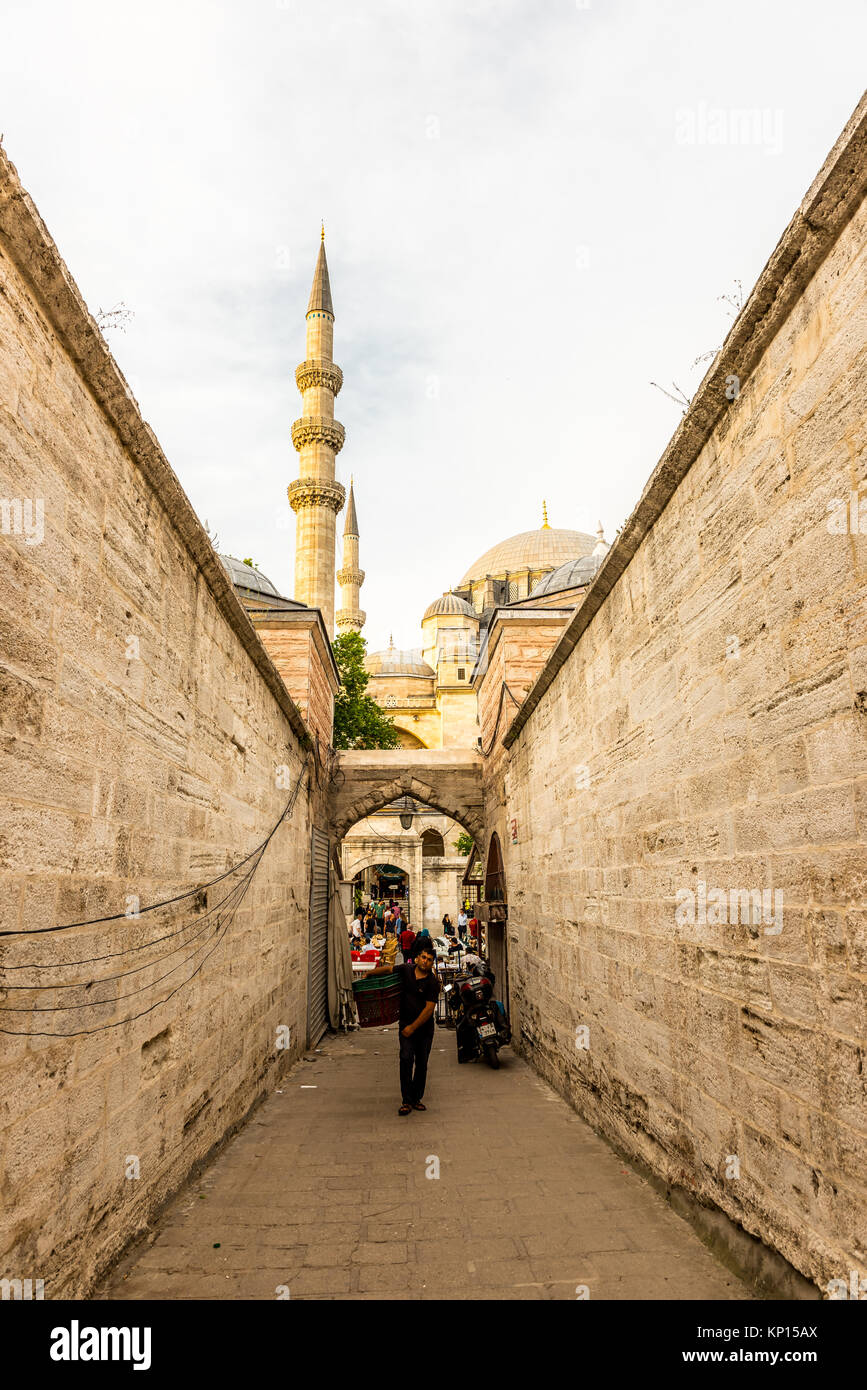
365;640;435;678
218;553;284;599
423;592;477;621
459;520;597;587
528;553;603;598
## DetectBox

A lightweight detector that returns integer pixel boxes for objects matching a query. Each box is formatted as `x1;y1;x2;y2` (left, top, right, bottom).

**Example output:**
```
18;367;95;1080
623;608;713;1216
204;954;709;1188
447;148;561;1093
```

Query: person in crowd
367;942;441;1115
409;926;432;961
399;923;416;959
393;907;404;935
364;908;376;940
468;912;480;946
374;899;385;928
350;913;363;944
380;928;399;971
442;913;454;936
457;908;468;941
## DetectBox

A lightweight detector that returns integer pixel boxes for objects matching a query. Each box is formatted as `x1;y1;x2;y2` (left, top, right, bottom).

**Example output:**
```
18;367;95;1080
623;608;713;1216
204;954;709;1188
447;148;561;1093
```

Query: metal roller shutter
307;827;331;1046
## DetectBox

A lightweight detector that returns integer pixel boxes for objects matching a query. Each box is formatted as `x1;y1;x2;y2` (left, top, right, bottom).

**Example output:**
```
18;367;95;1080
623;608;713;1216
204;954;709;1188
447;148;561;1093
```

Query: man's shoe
398;1103;412;1115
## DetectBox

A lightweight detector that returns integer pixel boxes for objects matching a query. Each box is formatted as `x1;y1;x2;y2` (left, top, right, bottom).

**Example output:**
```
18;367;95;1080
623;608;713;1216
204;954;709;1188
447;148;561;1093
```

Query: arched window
485;832;506;902
421;829;445;858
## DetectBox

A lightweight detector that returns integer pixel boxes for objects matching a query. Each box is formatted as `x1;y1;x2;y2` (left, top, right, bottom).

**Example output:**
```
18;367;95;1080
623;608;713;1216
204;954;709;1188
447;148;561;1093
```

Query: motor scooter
444;957;511;1068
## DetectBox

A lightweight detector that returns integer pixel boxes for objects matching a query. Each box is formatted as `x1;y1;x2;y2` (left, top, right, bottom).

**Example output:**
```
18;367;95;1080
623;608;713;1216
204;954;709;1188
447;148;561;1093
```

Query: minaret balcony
291;416;346;454
295;359;343;396
336;609;366;631
287;478;346;513
337;566;365;587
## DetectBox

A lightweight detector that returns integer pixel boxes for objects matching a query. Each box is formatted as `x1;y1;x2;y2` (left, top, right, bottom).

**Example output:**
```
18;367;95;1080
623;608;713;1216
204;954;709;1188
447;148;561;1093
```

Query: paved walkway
98;1025;750;1301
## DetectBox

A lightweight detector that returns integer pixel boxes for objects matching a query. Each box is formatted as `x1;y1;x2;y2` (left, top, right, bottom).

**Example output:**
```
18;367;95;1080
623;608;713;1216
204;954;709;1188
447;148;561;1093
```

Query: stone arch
332;771;484;846
342;851;415;881
390;721;428;749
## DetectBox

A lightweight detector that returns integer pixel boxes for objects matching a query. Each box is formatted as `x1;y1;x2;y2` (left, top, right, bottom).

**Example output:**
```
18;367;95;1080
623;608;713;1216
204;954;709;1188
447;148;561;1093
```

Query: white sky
2;1;864;654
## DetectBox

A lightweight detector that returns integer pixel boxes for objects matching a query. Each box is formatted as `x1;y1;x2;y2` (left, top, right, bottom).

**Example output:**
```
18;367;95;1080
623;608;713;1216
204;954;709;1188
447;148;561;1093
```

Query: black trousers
399;1028;434;1104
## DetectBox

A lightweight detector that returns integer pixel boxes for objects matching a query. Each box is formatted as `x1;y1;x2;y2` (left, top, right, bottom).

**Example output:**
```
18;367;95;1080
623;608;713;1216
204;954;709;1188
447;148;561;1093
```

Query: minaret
336;476;366;633
288;226;345;634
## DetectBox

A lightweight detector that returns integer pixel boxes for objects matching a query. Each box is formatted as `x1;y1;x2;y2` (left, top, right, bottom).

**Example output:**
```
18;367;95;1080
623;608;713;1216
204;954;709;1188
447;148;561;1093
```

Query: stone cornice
287;478;346;514
291;415;345;454
0;145;312;750
295;358;343;396
337;566;365;586
503;92;867;750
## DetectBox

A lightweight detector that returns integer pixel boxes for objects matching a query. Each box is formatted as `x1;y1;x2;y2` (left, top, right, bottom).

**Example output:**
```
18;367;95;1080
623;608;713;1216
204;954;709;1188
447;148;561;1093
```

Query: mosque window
421;829;445;858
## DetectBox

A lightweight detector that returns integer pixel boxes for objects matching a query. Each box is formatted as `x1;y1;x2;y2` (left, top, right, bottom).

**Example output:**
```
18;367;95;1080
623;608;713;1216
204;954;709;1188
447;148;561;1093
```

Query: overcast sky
2;1;864;653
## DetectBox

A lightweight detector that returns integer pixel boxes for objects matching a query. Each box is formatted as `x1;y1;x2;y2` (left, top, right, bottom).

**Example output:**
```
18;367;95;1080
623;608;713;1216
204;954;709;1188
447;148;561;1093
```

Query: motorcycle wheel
482;1041;500;1069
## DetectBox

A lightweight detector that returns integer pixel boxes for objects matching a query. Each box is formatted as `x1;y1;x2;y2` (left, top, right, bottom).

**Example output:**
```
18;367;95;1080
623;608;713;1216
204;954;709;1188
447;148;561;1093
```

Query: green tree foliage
332;631;401;750
454;832;475;856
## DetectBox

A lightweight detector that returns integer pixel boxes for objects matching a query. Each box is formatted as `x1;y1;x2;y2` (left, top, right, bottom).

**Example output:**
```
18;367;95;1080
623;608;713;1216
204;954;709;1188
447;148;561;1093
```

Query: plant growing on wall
454;832;474;856
332;631;401;750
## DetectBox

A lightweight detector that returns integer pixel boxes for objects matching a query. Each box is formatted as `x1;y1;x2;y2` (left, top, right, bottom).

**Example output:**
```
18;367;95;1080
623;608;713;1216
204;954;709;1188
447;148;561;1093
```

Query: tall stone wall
0;150;319;1296
488;114;867;1290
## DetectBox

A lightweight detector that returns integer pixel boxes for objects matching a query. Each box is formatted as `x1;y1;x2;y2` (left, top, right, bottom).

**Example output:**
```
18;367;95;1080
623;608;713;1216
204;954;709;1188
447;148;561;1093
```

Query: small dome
528;553;602;598
218;553;283;598
423;592;477;621
460;525;597;586
365;642;435;678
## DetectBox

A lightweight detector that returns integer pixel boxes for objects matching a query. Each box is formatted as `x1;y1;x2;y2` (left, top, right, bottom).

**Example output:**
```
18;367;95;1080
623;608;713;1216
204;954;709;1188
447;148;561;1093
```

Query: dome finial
321;220;325;241
541;499;550;529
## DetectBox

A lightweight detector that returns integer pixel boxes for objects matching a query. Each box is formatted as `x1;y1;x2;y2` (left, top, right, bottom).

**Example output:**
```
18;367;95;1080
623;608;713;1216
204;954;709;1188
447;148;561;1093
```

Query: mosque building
220;236;609;750
216;235;609;920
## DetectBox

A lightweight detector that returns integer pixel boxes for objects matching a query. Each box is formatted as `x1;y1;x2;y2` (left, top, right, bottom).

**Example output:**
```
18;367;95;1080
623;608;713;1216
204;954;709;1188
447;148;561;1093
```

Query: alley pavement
97;1024;750;1301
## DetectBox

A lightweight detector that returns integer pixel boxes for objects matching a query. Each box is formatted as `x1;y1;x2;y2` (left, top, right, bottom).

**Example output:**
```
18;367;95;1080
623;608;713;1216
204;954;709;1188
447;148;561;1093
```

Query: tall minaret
288;227;345;634
336;477;366;633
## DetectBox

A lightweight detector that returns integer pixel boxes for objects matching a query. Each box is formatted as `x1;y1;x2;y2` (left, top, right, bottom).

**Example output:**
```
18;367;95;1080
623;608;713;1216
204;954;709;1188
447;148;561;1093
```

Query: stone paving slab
96;1024;750;1301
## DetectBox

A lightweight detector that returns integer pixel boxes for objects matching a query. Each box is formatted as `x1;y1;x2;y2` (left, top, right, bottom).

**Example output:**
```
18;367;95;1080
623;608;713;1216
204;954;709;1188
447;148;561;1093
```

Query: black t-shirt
398;961;440;1035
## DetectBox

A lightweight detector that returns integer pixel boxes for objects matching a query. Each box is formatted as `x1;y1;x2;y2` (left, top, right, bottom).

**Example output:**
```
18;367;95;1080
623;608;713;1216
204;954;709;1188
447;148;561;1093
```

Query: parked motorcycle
444;957;511;1068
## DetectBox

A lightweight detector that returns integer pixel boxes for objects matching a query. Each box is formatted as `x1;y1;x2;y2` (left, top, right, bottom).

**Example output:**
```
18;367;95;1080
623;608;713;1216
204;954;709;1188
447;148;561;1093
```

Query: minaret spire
336;476;366;634
288;231;346;634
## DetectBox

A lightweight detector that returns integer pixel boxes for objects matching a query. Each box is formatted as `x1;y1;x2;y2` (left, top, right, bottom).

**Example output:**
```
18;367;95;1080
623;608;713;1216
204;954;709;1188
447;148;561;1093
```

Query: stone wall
0;149;320;1296
256;612;338;753
484;104;867;1291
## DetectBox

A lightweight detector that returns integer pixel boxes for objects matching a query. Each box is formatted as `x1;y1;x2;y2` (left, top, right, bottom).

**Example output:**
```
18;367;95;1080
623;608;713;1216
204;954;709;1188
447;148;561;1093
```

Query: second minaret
336;477;365;634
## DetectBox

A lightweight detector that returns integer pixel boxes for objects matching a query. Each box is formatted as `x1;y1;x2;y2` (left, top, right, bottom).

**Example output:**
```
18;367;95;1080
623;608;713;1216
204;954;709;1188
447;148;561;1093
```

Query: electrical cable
0;850;257;1038
0;752;309;938
0;860;260;974
0;864;256;999
0;756;309;1036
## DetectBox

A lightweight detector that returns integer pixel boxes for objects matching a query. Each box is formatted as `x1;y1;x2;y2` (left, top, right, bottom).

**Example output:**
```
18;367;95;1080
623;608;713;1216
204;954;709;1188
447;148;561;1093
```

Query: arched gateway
328;749;484;847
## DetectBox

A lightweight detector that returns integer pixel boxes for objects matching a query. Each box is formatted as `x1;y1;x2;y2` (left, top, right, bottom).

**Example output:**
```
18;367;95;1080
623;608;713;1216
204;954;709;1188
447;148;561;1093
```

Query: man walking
457;907;468;941
368;943;440;1114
